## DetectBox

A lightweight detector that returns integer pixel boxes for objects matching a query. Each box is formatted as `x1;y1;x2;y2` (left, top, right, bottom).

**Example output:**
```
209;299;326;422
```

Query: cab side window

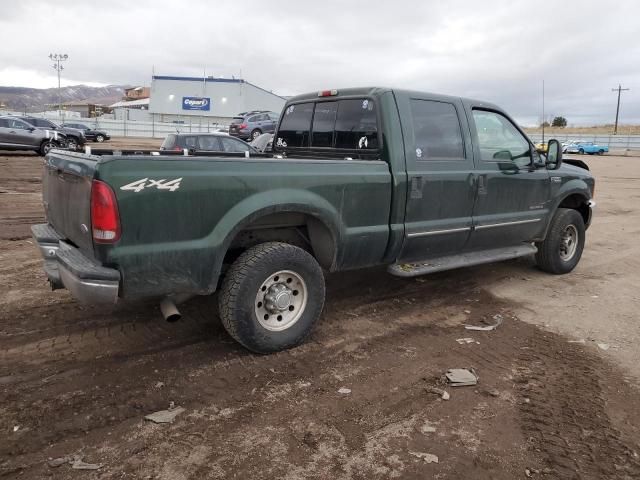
334;99;378;150
472;110;532;167
410;100;464;160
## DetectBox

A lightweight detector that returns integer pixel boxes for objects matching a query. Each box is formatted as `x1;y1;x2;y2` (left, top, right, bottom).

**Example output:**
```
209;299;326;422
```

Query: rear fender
208;189;344;290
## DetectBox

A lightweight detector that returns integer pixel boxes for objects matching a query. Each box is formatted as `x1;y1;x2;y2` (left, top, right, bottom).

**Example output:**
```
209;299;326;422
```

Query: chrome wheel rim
559;225;578;261
96;135;104;142
255;270;307;332
43;142;52;154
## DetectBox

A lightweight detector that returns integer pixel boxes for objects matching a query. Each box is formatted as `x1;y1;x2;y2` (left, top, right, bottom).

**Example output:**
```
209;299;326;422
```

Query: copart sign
182;97;211;111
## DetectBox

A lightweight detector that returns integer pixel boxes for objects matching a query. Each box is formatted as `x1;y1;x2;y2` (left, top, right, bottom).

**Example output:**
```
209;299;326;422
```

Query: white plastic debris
426;386;450;400
409;451;439;464
13;425;19;432
597;343;610;351
420;424;437;434
446;368;479;387
568;339;586;344
456;338;475;344
337;387;352;395
465;315;503;331
70;459;103;470
144;404;185;424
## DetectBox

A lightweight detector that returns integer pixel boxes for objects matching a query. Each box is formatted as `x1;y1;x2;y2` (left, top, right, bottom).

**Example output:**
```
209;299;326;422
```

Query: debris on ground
337;387;351;395
144;403;185;424
12;425;19;432
70;459;103;470
426;386;450;400
597;343;610;351
154;381;165;388
456;337;478;344
568;339;586;344
409;451;439;464
465;314;503;331
420;424;437;434
48;457;70;468
446;368;479;387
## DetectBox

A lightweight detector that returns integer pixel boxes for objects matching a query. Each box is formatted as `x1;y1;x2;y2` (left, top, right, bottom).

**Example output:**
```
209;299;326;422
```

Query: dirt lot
1;142;640;479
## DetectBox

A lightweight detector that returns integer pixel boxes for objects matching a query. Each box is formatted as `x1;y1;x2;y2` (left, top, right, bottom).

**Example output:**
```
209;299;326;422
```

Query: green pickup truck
32;87;595;353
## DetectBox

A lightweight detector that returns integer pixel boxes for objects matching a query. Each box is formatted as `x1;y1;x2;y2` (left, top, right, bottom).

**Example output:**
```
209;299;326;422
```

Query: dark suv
229;111;280;141
61;122;110;143
19;117;86;150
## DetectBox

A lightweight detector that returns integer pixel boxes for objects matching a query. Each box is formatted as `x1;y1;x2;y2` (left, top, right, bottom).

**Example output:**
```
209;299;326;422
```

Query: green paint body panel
41;87;595;300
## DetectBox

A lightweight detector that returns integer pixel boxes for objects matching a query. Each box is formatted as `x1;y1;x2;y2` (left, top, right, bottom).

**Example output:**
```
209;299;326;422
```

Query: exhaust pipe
160;297;181;322
160;294;193;322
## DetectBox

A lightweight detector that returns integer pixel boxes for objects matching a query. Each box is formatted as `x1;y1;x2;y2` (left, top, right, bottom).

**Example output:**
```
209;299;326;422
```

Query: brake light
173;146;182;151
239;123;248;129
91;180;121;243
318;89;338;97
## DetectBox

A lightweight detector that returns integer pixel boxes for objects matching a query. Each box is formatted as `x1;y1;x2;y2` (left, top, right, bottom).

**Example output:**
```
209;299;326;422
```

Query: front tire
38;140;54;156
96;134;105;143
218;242;325;354
535;208;585;274
66;137;78;150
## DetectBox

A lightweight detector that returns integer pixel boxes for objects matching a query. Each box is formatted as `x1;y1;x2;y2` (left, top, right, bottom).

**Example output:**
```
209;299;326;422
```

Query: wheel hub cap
255;270;308;332
559;225;578;261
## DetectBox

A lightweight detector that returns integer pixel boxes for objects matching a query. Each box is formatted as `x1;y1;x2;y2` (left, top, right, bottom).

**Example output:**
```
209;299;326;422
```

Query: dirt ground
1;141;640;479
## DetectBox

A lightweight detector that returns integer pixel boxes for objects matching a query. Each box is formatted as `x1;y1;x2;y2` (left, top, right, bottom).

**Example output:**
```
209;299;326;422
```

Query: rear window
276;98;378;152
276;102;314;148
230;117;244;124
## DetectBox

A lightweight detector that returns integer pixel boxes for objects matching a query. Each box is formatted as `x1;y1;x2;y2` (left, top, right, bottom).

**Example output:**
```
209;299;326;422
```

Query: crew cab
32;87;595;354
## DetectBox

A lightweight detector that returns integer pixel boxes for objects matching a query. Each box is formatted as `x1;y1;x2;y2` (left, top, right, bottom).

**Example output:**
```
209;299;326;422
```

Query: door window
410;100;464;160
472;110;532;167
8;118;30;130
198;136;222;151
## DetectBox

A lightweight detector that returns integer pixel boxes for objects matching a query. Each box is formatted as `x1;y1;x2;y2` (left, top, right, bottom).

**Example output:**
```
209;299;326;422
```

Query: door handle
478;174;487;195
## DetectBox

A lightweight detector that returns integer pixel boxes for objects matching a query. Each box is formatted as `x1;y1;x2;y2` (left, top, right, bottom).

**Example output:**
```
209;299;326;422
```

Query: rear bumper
31;223;120;304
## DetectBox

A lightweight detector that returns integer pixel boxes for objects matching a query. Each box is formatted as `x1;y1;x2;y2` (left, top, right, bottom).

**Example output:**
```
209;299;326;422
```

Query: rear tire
66;137;78;150
251;129;262;140
218;242;325;354
598;149;604;155
535;208;585;274
578;148;584;154
96;134;105;143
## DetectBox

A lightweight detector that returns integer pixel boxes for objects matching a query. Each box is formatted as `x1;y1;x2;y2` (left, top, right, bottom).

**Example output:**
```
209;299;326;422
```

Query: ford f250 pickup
32;87;595;353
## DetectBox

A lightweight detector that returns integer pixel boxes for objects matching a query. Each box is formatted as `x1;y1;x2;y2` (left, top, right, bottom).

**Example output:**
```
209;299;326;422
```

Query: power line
611;84;630;135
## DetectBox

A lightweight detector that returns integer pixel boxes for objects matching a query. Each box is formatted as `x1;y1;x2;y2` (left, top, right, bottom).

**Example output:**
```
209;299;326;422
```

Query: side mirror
546;139;563;170
493;150;512;161
28;127;35;132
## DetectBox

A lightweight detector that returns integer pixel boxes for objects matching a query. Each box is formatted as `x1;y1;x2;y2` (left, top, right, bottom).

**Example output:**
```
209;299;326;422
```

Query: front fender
541;178;592;238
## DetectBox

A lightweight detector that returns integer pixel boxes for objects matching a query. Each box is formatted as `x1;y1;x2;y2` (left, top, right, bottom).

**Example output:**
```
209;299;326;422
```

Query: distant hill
0;84;129;112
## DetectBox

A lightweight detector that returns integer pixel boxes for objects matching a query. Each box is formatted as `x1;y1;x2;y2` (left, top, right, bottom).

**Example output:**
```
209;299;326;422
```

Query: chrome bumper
31;224;120;304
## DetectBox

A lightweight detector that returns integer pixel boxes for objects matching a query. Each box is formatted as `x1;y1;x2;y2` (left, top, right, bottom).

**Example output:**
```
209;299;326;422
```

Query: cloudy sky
1;0;638;126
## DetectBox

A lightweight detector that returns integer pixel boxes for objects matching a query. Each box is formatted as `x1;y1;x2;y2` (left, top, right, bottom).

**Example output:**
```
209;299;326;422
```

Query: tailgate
42;151;97;256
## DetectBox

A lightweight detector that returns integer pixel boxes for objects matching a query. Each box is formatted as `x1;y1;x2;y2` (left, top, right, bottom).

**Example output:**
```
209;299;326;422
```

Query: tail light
91;180;121;243
239;123;248;130
173;146;182;151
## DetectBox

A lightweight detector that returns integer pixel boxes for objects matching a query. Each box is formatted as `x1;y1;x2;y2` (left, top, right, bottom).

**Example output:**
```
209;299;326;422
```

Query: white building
148;75;286;124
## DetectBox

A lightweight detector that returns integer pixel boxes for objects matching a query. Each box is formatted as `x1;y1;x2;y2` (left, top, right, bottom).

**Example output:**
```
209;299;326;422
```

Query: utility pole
611;84;630;135
49;53;68;119
542;79;545;144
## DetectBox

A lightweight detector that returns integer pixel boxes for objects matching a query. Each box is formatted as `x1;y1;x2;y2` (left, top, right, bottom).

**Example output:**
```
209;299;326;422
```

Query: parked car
19;117;86;150
249;133;274;152
229;111;280;141
160;133;258;154
32;87;595;354
565;142;608;155
0;115;65;155
61;122;110;143
562;141;579;153
534;142;548;153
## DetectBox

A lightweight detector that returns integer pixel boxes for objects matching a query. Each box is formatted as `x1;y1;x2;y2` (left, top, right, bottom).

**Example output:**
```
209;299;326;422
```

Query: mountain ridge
0;84;131;111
